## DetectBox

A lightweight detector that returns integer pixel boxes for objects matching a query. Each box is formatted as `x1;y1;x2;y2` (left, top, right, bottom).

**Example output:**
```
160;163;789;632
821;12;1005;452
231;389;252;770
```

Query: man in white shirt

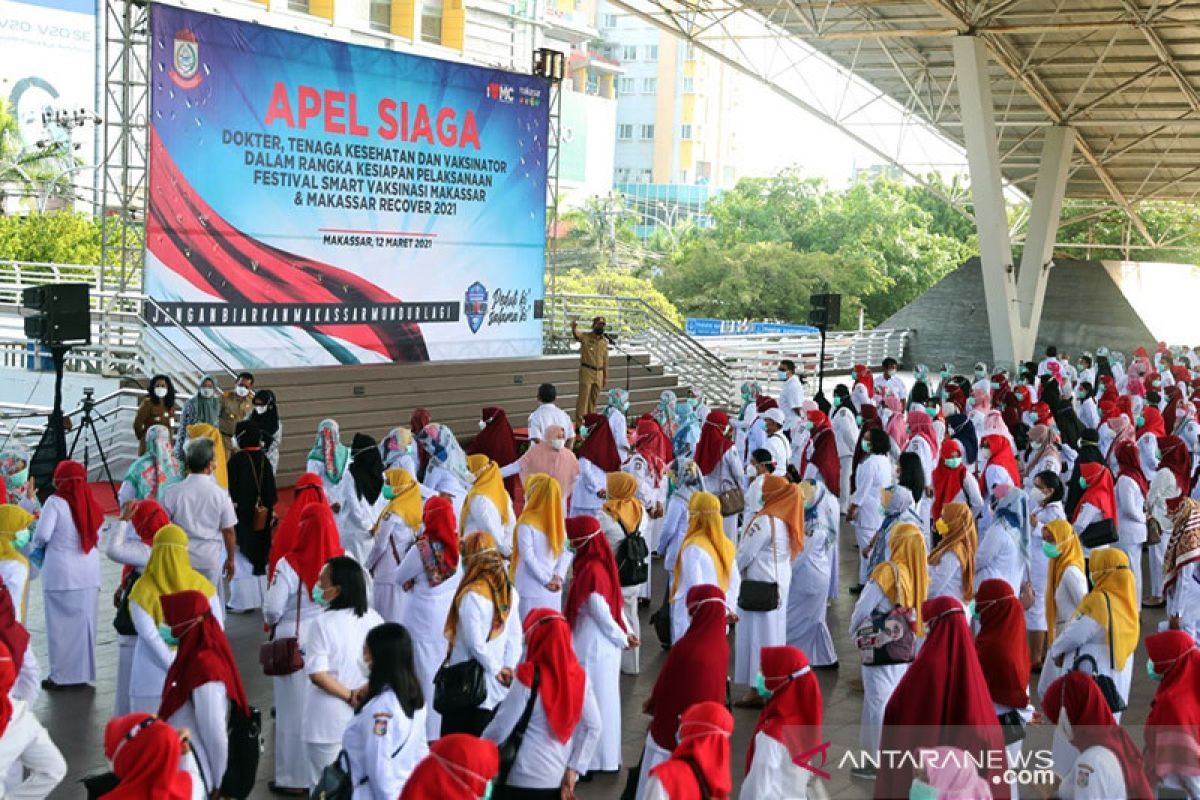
777;359;805;428
762;409;790;477
527;383;576;446
162;438;237;598
877;357;907;401
1037;345;1060;377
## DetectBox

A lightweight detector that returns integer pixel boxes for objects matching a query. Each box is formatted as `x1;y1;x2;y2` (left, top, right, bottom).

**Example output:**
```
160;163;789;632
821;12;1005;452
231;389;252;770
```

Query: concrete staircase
257;352;682;481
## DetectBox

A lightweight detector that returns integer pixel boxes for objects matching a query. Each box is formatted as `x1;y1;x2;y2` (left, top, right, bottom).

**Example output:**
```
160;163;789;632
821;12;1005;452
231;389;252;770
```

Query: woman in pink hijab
883;396;909;450
503;424;579;510
911;747;993;799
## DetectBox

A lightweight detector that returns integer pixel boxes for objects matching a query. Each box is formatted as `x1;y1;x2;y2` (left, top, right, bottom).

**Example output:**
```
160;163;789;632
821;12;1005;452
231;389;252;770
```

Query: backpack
614;517;649;587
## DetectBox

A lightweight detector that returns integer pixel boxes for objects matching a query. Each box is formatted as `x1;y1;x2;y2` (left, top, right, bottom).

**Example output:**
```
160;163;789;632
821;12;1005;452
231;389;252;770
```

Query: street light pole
38;165;101;213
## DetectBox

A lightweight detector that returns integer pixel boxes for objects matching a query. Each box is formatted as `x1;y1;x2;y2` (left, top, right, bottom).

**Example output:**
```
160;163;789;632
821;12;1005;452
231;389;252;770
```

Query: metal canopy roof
612;0;1200;240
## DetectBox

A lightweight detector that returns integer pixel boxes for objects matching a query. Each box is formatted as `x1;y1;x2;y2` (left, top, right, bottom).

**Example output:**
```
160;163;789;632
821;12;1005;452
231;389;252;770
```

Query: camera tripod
69;387;119;504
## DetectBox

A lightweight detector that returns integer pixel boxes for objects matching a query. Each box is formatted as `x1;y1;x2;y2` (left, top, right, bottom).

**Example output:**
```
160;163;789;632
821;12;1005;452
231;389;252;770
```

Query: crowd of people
0;345;1197;798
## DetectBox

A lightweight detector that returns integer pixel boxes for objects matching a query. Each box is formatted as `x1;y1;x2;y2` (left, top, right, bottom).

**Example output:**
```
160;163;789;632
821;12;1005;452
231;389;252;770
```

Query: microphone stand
606;334;652;393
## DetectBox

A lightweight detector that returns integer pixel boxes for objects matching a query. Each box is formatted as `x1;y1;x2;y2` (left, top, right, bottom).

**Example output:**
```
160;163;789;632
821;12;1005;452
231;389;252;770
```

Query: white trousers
861;663;908;753
114;635;135;717
43;588;96;685
622;586;641;675
1148;538;1168;598
228;550;266;611
306;742;340;789
853;524;875;585
0;707;66;799
634;733;672;800
273;671;309;790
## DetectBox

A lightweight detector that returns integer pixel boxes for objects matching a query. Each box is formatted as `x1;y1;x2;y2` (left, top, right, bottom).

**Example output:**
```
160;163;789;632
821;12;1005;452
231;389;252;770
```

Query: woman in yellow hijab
367;468;424;623
850;520;928;760
511;473;567;621
1037;519;1089;697
185;423;228;489
928;502;977;604
460;454;514;543
127;524;217;713
600;471;647;674
670;491;736;644
0;505;33;622
1046;547;1139;715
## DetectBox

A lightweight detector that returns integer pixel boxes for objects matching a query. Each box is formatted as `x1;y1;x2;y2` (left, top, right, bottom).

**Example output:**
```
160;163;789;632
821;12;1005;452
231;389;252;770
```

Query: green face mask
482;780;494;800
861;439;871;453
578;425;589;438
967;600;977;620
312;586;330;607
832;396;841;408
11;529;30;549
753;673;773;701
158;622;178;647
1042;541;1061;559
1078;476;1088;490
944;457;962;469
804;421;813;431
909;778;938;800
1146;658;1163;683
382;485;396;501
855;415;863;426
1136;416;1145;427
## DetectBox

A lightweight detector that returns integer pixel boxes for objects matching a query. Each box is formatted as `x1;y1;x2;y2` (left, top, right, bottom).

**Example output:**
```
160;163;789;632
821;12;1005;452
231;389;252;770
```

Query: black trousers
439;705;496;738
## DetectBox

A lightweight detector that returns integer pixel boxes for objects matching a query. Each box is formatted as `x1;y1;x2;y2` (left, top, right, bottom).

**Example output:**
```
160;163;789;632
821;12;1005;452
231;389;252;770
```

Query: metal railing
704;328;910;395
542;293;736;405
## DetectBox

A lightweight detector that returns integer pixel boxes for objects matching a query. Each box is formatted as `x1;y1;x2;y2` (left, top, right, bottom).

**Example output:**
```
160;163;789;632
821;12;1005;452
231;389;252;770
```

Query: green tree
0;212;103;264
554;265;683;327
557;195;640;269
1055;200;1200;263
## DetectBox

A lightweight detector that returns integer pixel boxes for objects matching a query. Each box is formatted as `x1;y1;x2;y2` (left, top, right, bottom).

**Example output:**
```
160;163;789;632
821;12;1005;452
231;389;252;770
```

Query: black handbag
737;518;780;612
112;569;139;636
1078;518;1117;549
433;658;487;715
997;709;1026;746
498;667;540;785
309;751;353;800
1069;594;1127;714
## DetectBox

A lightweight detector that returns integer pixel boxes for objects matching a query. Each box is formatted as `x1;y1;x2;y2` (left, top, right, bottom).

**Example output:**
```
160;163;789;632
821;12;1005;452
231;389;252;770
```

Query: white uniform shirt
851;455;891;531
481;675;602;789
1114;475;1147;546
446;589;523;709
31;495;100;591
513;524;572;613
365;515;418;585
461;494;515;555
975;520;1026;594
303;607;386;745
422;464;471;519
342;688;429;800
765;432;790;477
778;376;805;427
1060;745;1126;799
166;681;228;792
571;459;607;516
528;403;575;442
161;474;237;573
739;732;813;800
878;373;908;401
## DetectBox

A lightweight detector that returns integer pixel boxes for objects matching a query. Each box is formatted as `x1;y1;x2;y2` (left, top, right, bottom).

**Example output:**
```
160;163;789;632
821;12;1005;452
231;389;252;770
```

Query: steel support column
1015;125;1073;359
952;36;1019;368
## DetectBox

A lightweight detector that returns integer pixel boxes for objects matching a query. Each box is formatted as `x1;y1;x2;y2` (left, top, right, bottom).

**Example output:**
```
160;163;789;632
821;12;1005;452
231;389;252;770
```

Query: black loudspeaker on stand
21;283;118;503
808;293;843;401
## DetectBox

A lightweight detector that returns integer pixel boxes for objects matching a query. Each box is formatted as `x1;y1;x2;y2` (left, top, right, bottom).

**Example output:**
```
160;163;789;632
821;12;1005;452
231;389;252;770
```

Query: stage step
251;352;685;480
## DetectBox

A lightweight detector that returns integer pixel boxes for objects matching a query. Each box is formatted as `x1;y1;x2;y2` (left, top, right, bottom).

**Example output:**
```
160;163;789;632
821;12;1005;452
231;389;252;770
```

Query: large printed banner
146;6;549;367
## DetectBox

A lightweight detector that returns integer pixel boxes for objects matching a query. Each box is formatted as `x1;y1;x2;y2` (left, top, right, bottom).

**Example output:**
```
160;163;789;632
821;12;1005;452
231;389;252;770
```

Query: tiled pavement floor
27;519;1165;798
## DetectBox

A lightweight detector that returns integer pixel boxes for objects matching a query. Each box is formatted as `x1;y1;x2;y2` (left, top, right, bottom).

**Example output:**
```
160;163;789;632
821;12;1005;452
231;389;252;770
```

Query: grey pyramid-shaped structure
879;258;1200;369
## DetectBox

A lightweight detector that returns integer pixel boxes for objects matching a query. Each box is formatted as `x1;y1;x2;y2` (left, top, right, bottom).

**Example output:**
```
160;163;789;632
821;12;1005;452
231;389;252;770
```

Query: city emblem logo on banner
464;282;489;334
486;82;515;104
171;29;203;89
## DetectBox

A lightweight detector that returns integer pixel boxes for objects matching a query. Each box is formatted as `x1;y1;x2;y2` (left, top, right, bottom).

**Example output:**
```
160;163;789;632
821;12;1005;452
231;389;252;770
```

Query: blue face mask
753;673;772;700
11;529;30;549
312;586;330;607
158;622;178;647
382;485;396;501
1146;658;1163;682
776;369;787;381
909;778;938;800
1042;541;1060;559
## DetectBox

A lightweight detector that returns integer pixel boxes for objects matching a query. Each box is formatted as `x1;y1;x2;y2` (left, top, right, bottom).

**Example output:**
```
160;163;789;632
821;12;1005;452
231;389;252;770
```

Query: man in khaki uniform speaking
571;316;609;425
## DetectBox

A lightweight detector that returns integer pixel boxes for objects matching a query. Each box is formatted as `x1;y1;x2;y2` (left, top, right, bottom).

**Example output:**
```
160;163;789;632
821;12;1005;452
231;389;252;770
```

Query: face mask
578;425;589;438
804;421;813;431
254;405;268;415
980;448;991;460
11;529;30;549
312;586;330;607
199;387;215;399
477;419;487;431
861;439;871;453
776;369;787;381
924;405;938;417
940;371;950;379
1146;658;1163;682
550;439;566;451
909;778;938;800
382;485;396;501
235;385;249;397
975;370;986;379
1077;391;1087;400
1029;488;1045;505
884;370;894;379
990;381;1000;390
967;398;975;408
753;673;773;700
855;415;863;426
358;656;371;676
968;600;978;620
1042;541;1060;559
1153;380;1162;388
154;386;168;398
832;396;841;408
593;326;605;336
158;622;179;647
1136;416;1145;427
944;457;962;469
5;468;27;492
482;780;494;800
1078;476;1088;490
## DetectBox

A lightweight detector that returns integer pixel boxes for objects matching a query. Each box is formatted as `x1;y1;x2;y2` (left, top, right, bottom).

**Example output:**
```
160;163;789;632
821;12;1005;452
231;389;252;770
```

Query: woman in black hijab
227;419;277;611
251;389;281;472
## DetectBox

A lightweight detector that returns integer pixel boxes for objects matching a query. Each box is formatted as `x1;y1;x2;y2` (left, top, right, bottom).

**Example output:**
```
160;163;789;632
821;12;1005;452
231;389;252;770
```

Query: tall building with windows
599;5;743;189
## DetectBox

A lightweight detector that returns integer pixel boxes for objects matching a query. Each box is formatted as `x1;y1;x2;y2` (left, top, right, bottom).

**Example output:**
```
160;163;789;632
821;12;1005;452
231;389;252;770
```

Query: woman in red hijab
32;459;102;689
932;440;983;522
481;608;598;798
853;363;876;397
0;639;64;796
267;473;326;583
410;408;432;480
742;646;824;797
572;412;622;518
107;498;170;716
876;595;1005;797
564;516;634;775
1042;671;1153;798
467;406;522;508
1139;406;1167;438
695;410;744;538
801;409;841;497
400;734;499;800
644;701;733;799
263;501;343;794
973;578;1032;790
635;584;730;791
158;589;250;791
1072;461;1117;536
1143;630;1200;795
102;712;194;799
